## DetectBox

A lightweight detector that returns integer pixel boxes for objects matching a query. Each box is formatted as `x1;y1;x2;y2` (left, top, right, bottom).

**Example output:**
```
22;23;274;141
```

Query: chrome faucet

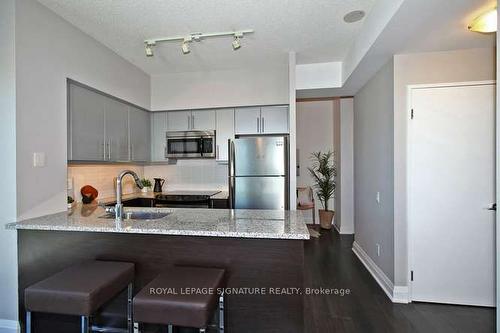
114;170;143;221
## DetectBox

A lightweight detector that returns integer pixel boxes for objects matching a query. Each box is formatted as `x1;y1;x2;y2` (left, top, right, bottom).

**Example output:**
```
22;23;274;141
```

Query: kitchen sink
99;211;170;220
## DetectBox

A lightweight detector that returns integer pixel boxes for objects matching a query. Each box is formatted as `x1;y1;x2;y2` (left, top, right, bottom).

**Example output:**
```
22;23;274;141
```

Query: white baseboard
0;319;19;333
333;223;354;235
352;241;409;304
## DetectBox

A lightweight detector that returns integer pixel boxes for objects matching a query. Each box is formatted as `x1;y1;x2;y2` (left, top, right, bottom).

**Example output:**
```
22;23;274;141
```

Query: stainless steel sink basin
99;211;170;220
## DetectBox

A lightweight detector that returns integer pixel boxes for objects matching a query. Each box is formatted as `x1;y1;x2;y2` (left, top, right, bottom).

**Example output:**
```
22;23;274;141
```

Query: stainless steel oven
165;131;216;159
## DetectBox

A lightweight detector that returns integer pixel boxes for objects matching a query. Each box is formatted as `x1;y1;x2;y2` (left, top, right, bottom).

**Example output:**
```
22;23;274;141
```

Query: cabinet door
167;111;191;131
192;110;216;130
129;107;151;162
69;84;105;161
215;109;234;162
151;112;167;161
234;107;261;135
105;98;129;161
260;106;289;134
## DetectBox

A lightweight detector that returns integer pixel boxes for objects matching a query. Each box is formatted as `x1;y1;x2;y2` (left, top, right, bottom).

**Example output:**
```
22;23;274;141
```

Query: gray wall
15;0;151;220
0;0;19;324
151;67;289;111
353;59;395;282
393;48;496;285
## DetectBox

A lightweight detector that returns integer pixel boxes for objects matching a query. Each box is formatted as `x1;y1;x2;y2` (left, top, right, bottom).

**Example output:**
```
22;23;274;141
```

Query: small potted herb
308;151;337;229
140;178;152;192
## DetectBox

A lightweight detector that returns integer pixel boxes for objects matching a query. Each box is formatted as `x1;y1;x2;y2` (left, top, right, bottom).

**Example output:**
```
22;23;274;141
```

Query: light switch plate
33;152;46;167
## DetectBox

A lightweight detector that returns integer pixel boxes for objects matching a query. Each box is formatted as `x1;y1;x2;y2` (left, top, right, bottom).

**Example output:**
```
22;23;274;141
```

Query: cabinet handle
216;145;219;159
107;140;111;160
103;141;106;160
257;118;260;133
261;117;265;133
187;115;191;130
192;115;195;129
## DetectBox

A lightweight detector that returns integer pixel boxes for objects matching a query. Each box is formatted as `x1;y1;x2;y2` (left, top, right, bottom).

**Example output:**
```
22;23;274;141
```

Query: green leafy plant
67;196;74;204
140;178;152;188
308;151;337;211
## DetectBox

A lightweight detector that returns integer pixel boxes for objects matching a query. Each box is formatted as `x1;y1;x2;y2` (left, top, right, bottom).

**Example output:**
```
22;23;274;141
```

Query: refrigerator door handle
228;139;235;209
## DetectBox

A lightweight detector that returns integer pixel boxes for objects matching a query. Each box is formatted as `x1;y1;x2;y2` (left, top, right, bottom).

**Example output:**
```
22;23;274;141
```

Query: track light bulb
182;42;190;54
232;36;241;50
145;44;154;57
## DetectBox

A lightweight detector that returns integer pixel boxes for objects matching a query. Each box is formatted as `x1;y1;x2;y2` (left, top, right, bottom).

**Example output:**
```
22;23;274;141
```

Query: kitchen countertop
6;204;309;240
97;190;229;204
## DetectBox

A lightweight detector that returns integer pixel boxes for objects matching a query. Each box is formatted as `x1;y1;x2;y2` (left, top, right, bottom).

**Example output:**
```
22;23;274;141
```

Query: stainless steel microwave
165;131;216;159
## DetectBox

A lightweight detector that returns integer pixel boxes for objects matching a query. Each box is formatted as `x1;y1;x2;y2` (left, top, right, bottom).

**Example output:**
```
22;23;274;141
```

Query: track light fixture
144;29;253;57
232;32;243;50
144;41;155;57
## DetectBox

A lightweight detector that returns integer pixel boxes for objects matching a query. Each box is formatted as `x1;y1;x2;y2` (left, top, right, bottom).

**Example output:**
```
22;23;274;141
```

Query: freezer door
233;137;286;176
234;176;286;210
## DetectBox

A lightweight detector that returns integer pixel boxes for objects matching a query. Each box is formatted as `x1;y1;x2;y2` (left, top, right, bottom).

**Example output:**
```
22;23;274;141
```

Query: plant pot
141;187;151;193
319;209;335;229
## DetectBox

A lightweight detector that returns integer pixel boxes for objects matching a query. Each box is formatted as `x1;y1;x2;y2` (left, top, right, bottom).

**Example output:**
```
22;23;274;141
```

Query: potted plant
140;178;152;192
67;196;75;209
308;151;337;229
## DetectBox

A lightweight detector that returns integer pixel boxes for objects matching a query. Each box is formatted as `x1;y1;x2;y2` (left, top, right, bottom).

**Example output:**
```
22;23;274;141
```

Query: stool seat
25;260;134;316
133;266;225;328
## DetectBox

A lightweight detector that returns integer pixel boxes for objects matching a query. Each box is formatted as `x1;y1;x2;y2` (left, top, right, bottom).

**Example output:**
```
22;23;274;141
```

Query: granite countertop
6;204;309;240
97;190;229;204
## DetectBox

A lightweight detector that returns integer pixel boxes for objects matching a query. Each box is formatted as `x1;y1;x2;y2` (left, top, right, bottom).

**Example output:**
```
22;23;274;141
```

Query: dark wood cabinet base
18;230;305;333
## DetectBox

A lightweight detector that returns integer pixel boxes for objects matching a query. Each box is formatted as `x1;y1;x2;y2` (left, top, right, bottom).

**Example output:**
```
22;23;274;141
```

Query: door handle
485;203;496;211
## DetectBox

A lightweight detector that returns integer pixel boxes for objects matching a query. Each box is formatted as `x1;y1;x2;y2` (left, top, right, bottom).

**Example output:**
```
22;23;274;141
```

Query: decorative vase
319;210;335;229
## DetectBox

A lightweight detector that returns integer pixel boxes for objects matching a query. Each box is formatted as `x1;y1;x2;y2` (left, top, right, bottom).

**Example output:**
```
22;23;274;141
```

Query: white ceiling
37;0;375;74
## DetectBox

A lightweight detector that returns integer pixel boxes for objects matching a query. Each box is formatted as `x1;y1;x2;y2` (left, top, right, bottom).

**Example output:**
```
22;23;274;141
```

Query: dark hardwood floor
304;228;495;333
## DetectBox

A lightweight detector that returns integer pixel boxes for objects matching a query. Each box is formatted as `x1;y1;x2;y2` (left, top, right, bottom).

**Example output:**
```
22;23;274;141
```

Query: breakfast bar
8;205;309;333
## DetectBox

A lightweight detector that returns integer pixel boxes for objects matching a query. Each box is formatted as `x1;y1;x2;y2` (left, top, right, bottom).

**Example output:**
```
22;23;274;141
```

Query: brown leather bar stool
24;260;135;333
133;266;225;333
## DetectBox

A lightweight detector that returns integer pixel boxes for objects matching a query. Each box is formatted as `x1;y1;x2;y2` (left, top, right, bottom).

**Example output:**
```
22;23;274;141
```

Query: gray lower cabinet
129;107;150;162
68;84;105;161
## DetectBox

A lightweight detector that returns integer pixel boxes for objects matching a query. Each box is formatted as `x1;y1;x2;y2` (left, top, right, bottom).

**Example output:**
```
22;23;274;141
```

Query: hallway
304;229;495;332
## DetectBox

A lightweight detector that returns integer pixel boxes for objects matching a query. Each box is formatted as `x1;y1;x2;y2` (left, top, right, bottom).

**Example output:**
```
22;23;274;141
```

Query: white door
260;106;289;134
215;108;234;162
192;110;216;130
167;111;191;131
151;112;167;161
409;83;496;307
234;107;261;135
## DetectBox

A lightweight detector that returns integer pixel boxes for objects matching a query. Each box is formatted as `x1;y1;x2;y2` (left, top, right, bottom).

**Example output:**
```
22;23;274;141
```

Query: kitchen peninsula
7;205;309;333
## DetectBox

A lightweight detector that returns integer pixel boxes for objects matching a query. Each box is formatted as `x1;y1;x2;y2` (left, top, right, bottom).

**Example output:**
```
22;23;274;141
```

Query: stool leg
133;322;140;333
26;311;31;333
219;293;225;332
80;316;90;333
127;282;133;333
167;324;173;333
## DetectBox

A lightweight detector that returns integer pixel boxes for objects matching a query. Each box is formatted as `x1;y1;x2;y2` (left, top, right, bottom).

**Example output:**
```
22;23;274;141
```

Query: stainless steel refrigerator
228;136;289;210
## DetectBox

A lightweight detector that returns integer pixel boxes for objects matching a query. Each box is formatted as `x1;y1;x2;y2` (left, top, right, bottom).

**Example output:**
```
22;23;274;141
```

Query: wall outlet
376;243;381;257
376;191;381;204
33;152;46;168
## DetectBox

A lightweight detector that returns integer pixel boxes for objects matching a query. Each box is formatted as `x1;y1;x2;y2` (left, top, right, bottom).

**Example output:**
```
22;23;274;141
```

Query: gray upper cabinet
192;110;216;130
129;107;150;162
167;111;191;131
234;107;261;135
68;82;150;163
234;106;289;135
105;98;129;161
68;84;105;161
215;108;234;162
260;106;289;134
151;112;168;162
167;110;216;131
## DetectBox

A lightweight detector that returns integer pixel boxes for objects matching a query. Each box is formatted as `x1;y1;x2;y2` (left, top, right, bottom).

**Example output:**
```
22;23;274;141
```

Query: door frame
406;80;496;303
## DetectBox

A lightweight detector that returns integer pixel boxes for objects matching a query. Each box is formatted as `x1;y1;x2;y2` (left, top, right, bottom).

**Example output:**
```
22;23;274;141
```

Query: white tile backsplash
144;160;228;191
68;164;144;202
